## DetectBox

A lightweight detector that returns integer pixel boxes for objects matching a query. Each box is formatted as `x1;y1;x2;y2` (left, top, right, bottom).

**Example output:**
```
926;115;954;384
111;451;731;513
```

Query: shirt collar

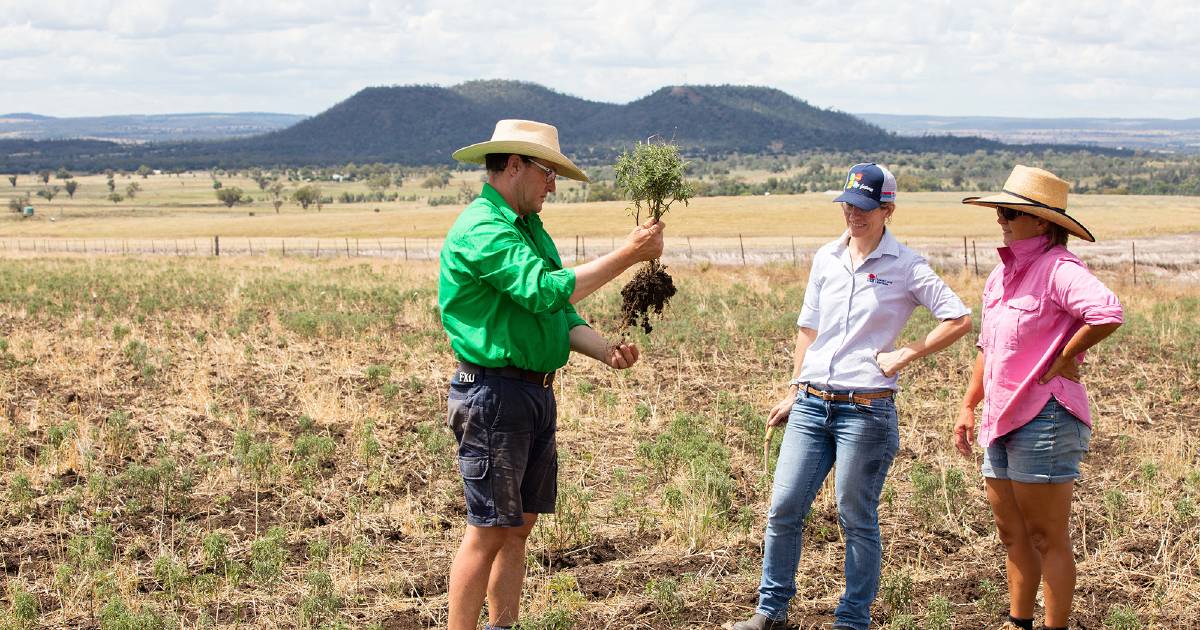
835;227;900;262
480;183;519;224
998;234;1051;275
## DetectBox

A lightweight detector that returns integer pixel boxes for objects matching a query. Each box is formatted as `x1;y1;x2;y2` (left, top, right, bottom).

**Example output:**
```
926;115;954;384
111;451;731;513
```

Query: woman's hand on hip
875;348;912;377
952;407;975;458
1038;354;1081;385
767;393;796;427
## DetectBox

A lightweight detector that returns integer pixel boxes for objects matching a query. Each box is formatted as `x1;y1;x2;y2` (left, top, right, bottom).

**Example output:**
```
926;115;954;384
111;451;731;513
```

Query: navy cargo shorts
446;370;557;527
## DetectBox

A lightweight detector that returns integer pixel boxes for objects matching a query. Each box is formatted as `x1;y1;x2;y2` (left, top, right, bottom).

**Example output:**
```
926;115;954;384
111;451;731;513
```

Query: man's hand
767;392;797;427
1038;354;1081;385
875;348;913;378
625;218;665;263
952;407;976;458
605;342;640;369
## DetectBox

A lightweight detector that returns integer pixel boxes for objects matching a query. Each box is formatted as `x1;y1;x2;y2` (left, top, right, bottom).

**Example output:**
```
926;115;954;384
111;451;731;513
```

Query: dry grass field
5;171;1200;241
0;254;1196;629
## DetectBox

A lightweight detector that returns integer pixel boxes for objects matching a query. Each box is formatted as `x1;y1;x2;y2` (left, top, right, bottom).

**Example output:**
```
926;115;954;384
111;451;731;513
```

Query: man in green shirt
440;119;665;630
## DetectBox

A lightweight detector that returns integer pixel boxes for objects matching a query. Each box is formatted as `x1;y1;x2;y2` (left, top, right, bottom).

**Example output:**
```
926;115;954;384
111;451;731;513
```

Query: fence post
249;239;254;256
214;235;220;257
962;236;968;271
403;237;408;261
739;234;746;266
345;238;350;257
972;240;978;275
791;236;797;268
1132;241;1137;286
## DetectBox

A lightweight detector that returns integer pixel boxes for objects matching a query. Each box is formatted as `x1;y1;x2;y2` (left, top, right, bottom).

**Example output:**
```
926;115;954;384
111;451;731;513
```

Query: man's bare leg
487;513;538;628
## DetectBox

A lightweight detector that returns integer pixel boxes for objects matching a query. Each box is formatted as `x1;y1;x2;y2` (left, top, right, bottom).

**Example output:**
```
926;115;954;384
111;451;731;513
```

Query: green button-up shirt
439;184;589;372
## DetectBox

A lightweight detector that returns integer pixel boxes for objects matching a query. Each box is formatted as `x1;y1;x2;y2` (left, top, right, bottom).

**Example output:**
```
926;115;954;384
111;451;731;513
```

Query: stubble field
0;252;1197;629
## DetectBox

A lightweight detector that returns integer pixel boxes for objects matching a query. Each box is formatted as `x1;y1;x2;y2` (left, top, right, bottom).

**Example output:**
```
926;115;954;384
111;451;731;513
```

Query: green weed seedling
887;614;917;630
643;576;684;620
250;527;288;584
5;581;39;630
9;473;35;514
925;594;953;630
299;570;342;628
152;554;189;600
1104;604;1143;630
976;578;1006;616
880;569;913;618
98;597;169;630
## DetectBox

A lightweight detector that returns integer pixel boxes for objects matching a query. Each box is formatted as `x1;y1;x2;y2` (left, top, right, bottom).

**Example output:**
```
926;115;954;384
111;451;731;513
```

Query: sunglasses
997;207;1031;221
522;157;558;183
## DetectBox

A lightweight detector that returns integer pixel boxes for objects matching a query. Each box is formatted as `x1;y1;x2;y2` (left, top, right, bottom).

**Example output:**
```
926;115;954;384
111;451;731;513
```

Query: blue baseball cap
833;162;897;210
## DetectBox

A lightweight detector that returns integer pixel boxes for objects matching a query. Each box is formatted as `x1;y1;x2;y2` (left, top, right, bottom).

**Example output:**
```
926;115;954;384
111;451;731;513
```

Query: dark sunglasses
997;207;1031;221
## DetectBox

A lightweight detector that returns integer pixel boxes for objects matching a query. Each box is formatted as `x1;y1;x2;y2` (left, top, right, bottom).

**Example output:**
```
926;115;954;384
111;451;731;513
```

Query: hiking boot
728;613;787;630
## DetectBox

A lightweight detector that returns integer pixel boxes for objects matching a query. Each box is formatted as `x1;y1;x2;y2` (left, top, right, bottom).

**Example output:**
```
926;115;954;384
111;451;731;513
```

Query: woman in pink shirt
953;166;1122;630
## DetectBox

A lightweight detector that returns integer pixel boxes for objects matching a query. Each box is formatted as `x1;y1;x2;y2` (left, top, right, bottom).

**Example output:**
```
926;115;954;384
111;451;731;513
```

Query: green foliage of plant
975;578;1006;617
636;413;734;547
643;576;684;620
1104;604;1143;629
250;526;288;584
614;140;693;223
298;570;342;628
9;473;35;513
888;614;917;630
98;597;169;630
153;554;189;599
364;363;391;383
925;594;953;630
881;569;914;618
5;581;39;629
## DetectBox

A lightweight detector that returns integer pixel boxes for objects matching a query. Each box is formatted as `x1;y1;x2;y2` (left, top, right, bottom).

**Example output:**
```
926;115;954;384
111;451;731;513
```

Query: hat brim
962;193;1096;242
832;190;880;210
452;140;589;182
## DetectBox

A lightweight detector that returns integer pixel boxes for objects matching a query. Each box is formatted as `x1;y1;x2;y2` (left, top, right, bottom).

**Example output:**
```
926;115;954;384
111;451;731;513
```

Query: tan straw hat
452;119;589;182
962;165;1095;242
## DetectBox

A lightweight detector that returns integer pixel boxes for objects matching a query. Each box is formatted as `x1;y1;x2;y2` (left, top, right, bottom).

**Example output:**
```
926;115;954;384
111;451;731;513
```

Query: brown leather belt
457;362;555;388
805;385;893;407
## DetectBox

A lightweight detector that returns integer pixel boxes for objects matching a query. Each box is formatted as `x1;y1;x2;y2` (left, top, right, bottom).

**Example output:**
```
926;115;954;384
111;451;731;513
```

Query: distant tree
367;174;392;192
37;186;61;202
292;185;321;210
106;174;116;193
392;173;405;188
212;179;223;190
216;186;245;208
125;182;141;199
6;175;14;187
8;194;29;213
55;167;71;180
421;173;447;189
136;165;153;179
107;192;124;204
39;171;50;184
250;168;271;190
268;181;287;214
64;180;79;199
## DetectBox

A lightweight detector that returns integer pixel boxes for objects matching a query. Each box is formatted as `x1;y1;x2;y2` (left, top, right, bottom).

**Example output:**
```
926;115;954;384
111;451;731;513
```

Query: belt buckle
542;372;551;388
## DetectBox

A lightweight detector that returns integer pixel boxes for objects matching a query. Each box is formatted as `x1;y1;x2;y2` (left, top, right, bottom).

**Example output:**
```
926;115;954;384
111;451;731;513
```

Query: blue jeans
757;391;900;630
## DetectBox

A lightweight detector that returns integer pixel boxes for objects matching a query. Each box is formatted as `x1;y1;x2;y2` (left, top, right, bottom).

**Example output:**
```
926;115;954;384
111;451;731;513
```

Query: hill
0;81;1103;171
859;113;1200;153
0;112;305;143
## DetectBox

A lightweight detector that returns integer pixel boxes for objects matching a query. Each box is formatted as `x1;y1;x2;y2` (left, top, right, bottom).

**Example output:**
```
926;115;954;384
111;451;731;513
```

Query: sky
3;0;1199;119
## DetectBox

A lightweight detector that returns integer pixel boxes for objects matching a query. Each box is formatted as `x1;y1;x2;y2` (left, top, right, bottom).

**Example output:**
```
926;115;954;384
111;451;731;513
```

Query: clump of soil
620;260;676;333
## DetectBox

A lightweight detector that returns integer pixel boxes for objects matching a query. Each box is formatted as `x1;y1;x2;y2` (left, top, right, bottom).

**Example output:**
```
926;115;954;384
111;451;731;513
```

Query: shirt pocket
1001;295;1041;349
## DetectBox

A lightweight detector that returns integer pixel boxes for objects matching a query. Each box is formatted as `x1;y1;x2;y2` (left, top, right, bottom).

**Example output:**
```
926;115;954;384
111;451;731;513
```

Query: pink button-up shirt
977;234;1124;446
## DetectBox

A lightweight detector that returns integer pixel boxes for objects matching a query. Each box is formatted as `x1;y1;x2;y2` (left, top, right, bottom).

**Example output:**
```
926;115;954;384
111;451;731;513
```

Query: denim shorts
982;397;1091;484
446;371;557;527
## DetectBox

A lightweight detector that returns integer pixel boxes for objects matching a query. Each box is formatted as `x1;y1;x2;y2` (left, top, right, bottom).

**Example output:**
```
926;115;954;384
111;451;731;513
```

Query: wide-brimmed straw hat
962;165;1095;242
452;119;589;182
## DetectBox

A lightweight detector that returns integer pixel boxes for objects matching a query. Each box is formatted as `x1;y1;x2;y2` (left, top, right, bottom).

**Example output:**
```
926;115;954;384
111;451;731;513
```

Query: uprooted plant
614;140;693;333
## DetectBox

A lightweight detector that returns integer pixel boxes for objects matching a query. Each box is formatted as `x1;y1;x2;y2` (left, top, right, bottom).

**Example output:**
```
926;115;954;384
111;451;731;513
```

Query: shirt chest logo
865;273;893;286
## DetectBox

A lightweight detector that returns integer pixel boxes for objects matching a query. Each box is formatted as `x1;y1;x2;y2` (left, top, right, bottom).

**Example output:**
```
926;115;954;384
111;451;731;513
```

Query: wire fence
0;234;1194;283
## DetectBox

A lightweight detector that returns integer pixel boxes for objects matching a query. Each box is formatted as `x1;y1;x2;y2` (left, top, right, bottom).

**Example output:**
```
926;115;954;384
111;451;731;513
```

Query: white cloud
0;0;1197;118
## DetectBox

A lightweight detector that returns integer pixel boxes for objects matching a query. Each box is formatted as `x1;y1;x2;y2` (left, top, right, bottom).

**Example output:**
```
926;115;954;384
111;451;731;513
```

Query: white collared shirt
797;229;969;391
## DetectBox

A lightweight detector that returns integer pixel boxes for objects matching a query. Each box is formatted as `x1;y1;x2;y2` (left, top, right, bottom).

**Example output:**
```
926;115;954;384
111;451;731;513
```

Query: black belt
457;361;556;388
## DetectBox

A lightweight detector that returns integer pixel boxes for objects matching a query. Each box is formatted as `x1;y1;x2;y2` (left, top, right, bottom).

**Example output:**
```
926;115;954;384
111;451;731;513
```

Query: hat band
1002;189;1065;214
